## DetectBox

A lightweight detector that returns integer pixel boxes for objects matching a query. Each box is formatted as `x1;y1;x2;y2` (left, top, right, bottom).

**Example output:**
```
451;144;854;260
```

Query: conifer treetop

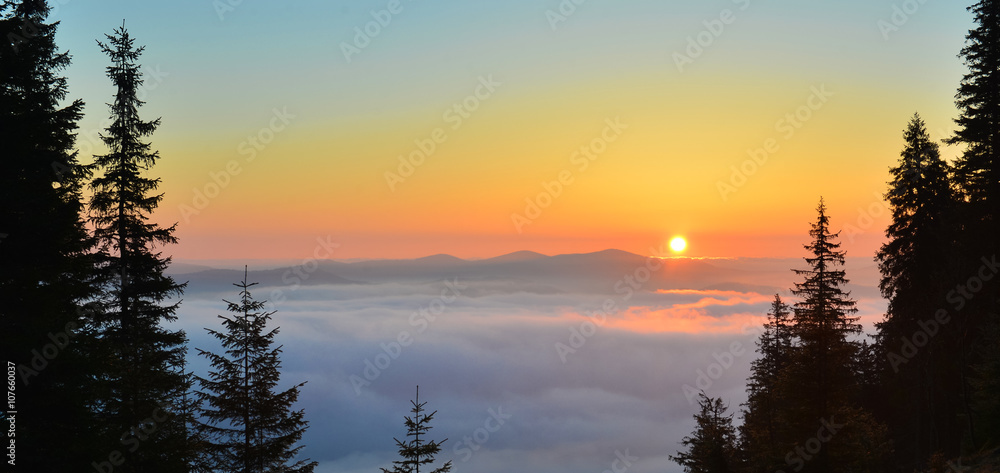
381;386;452;473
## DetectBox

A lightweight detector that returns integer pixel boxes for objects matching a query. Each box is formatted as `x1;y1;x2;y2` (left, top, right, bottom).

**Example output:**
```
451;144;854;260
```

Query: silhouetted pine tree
875;113;961;466
381;387;452;473
776;199;890;472
787;198;862;413
0;1;102;469
196;268;316;473
671;393;740;473
945;0;1000;450
949;0;1000;219
88;22;191;473
740;295;793;473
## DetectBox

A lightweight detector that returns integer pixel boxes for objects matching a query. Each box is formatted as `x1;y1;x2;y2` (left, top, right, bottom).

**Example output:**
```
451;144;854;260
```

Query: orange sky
59;1;972;261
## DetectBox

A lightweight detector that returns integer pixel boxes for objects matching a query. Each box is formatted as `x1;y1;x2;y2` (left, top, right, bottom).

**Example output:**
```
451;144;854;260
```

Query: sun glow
669;236;687;253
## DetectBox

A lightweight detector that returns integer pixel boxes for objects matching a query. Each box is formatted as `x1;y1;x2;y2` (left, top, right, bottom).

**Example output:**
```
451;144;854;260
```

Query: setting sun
669;236;687;253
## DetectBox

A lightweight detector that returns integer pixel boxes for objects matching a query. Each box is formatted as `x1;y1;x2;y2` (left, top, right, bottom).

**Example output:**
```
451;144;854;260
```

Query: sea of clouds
171;253;885;473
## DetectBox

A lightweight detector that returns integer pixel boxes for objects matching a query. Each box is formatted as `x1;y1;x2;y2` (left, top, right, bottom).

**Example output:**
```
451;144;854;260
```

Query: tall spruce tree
786;198;862;417
671;393;740;473
381;387;452;473
88;22;191;473
949;0;1000;219
946;0;1000;450
775;199;891;472
875;114;961;466
195;268;316;473
0;0;101;469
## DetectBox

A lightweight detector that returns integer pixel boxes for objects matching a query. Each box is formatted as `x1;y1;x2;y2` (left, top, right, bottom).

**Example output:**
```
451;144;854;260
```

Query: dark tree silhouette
196;267;316;473
875;113;962;466
772;199;890;472
786;198;862;416
671;392;740;473
381;387;452;473
0;0;101;469
945;0;1000;451
949;0;1000;218
87;22;191;473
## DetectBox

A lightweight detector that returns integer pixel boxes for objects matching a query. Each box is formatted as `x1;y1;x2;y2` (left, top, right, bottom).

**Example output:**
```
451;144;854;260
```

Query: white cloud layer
172;252;886;473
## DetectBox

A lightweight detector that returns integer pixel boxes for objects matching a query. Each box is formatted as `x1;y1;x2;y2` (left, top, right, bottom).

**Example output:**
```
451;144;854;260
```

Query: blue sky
48;0;975;260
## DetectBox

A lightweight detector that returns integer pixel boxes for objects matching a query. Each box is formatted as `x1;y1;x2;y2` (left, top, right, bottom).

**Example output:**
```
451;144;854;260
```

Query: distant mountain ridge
170;249;879;300
172;249;733;296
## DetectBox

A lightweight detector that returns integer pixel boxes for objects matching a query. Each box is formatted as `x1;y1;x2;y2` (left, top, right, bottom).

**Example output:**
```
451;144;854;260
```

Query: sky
47;0;975;261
